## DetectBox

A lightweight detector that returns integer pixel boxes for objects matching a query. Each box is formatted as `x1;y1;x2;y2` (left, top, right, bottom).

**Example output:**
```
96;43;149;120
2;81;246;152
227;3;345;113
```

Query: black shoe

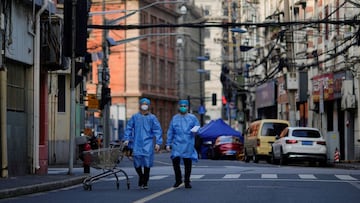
138;178;143;187
173;181;183;188
185;183;192;189
142;184;148;189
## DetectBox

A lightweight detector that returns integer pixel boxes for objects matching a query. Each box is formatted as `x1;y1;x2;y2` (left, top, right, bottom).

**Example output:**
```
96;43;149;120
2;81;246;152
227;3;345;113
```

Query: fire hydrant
83;142;92;173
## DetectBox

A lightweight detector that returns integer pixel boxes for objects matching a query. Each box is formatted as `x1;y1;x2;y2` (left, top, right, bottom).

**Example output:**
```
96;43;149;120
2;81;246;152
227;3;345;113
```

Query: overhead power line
88;19;360;30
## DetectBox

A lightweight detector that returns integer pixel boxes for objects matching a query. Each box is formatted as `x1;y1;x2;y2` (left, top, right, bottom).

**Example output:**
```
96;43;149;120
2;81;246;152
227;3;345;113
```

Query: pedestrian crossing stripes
298;174;317;179
150;175;168;180
223;174;241;179
104;174;360;182
335;174;357;181
261;174;278;179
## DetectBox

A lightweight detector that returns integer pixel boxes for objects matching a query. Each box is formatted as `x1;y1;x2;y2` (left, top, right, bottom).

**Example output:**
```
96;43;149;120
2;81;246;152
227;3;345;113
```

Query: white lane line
223;174;241;179
150;175;168;180
335;175;357;181
299;174;317;179
190;175;204;179
105;176;134;181
348;182;360;190
261;174;278;179
133;185;181;203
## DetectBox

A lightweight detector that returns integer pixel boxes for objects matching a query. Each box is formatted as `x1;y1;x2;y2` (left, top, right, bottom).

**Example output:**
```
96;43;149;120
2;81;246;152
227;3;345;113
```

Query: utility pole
102;0;110;147
284;0;297;127
68;0;77;175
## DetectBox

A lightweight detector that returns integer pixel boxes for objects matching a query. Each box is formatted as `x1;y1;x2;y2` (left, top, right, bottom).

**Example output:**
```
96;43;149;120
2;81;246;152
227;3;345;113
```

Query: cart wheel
116;182;119;190
83;184;89;191
127;183;130;190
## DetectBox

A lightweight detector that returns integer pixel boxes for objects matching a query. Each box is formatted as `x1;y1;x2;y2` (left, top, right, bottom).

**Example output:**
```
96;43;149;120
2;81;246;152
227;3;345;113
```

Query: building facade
86;0;205;144
0;0;69;176
245;0;360;161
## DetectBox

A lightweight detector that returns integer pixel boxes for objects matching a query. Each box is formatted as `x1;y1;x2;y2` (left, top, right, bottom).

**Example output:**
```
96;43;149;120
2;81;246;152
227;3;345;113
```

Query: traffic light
63;0;91;57
74;53;91;87
212;93;217;106
100;87;111;110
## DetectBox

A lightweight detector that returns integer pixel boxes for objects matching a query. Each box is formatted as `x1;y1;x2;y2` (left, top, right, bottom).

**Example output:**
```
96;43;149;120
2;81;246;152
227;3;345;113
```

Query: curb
331;163;360;170
0;176;87;200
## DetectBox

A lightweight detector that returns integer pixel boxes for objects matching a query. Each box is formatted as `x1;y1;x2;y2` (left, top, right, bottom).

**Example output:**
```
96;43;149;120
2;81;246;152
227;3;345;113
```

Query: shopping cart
82;143;130;191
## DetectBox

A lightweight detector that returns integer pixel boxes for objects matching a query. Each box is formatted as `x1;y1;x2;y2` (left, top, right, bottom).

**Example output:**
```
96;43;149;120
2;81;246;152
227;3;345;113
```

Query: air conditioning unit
41;17;68;71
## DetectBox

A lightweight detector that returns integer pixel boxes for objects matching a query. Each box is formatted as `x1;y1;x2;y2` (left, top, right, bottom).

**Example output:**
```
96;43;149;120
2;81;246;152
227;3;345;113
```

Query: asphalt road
1;152;360;203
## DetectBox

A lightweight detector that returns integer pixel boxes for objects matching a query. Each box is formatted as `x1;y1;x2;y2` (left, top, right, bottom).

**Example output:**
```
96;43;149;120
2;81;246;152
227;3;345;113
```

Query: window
58;75;66;112
293;130;321;138
167;62;175;89
261;123;288;137
7;63;25;111
159;59;165;87
159;19;166;45
151;57;157;86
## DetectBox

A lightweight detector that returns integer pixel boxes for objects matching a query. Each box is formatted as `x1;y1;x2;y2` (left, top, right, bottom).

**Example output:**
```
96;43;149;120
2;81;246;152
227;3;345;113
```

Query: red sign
312;73;334;102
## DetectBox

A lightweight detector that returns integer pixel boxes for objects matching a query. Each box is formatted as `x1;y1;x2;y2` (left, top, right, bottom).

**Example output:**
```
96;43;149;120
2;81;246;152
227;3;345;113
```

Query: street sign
198;105;206;115
87;94;99;110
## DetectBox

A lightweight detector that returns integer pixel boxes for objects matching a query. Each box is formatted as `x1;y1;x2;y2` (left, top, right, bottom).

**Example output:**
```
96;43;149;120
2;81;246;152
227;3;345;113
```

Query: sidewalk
0;165;88;199
0;161;359;199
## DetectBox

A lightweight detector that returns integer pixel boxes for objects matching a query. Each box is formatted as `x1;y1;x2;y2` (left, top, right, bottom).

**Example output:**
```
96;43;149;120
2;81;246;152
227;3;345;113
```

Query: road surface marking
190;175;204;179
150;175;168;180
299;174;317;179
105;176;134;181
133;185;181;203
223;174;241;179
335;175;357;181
261;174;277;179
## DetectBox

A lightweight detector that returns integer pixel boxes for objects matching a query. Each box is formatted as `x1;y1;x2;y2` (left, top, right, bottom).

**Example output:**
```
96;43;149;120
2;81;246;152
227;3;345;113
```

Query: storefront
255;80;277;119
312;71;355;160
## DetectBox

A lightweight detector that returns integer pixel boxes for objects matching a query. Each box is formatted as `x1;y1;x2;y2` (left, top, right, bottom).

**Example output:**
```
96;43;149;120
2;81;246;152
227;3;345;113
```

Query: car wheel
207;147;214;159
271;148;279;164
279;149;287;165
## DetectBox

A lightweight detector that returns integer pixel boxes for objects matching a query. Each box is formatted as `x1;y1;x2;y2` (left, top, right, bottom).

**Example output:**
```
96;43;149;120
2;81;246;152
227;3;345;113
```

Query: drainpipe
0;68;7;178
33;0;48;173
357;65;360;159
0;1;7;177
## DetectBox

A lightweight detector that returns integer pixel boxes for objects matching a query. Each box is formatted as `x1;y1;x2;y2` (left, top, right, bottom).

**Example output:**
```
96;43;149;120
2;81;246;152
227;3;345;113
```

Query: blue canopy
197;119;243;142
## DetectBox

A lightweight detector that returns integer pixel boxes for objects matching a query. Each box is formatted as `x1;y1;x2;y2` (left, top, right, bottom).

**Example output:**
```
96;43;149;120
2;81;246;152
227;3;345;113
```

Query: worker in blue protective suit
123;98;162;189
166;99;200;189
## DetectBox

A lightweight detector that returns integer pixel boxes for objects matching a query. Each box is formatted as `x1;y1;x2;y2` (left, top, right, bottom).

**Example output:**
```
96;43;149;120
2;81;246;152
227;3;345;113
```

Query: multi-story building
193;0;225;124
247;0;360;161
0;0;69;176
86;0;205;144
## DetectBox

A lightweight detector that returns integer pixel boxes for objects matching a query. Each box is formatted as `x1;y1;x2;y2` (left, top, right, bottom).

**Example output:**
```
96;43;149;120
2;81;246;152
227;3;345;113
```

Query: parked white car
271;127;327;166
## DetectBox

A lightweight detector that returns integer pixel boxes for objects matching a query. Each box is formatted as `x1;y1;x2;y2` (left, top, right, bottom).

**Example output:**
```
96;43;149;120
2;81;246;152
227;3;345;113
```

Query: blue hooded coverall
166;110;200;187
166;113;199;161
124;112;162;168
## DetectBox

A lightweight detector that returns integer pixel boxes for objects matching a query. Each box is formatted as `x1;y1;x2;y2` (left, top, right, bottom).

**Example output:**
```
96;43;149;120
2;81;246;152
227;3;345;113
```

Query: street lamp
230;27;247;34
197;56;209;126
95;0;189;147
229;27;248;128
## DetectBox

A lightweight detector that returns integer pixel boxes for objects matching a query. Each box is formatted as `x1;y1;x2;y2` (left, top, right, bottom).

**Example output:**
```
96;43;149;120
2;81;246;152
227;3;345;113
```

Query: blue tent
197;119;243;142
196;119;243;159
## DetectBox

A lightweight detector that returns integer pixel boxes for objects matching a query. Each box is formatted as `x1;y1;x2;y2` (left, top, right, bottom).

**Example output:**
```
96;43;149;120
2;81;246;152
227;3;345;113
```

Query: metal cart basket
82;143;130;191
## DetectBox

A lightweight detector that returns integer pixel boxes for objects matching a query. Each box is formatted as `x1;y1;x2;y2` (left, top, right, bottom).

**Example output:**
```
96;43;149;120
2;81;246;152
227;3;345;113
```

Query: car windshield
261;123;288;137
292;130;321;138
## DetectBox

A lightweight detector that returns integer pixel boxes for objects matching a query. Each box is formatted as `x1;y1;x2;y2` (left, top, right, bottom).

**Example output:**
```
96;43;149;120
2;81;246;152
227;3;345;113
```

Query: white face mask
140;104;149;111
